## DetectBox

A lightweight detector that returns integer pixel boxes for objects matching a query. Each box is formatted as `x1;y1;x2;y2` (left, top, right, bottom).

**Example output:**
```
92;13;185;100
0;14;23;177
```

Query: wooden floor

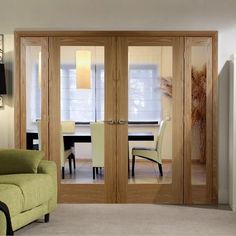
61;159;206;185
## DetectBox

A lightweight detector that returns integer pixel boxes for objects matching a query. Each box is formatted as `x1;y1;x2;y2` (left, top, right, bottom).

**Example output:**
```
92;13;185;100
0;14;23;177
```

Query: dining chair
90;122;104;179
36;120;42;151
36;120;76;179
131;117;170;177
61;121;76;179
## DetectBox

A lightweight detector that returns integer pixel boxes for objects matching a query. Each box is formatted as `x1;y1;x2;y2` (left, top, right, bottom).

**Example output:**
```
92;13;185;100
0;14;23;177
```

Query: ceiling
0;0;236;33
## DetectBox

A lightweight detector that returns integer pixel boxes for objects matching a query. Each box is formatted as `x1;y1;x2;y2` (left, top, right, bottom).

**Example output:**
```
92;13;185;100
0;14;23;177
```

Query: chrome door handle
104;120;116;125
118;120;128;125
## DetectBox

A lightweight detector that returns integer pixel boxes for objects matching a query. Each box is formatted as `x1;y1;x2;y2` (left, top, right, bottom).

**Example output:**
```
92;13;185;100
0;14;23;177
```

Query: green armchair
0;149;57;235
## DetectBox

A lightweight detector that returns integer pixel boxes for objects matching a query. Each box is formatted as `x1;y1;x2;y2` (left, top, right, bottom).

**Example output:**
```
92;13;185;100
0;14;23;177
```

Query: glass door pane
21;37;49;159
60;46;105;184
26;46;42;141
128;46;173;184
184;37;213;204
191;45;207;185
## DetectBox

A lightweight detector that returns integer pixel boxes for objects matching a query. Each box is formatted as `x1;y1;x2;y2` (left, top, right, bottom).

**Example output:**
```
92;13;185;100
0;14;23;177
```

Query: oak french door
116;37;184;203
49;37;117;202
15;31;217;204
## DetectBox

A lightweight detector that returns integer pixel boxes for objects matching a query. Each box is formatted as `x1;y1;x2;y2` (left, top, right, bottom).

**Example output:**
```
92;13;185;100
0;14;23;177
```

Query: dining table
26;131;154;150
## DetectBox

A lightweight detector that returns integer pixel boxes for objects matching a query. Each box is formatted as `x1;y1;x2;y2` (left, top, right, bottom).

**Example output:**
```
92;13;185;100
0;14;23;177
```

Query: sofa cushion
0;184;24;217
0;174;53;212
0;149;44;174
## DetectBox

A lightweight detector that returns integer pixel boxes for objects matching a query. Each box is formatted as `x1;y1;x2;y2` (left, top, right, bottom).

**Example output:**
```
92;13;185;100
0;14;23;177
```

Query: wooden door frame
14;31;218;204
15;36;49;159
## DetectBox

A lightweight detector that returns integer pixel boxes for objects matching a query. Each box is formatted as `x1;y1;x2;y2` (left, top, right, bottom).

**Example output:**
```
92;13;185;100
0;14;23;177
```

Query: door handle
118;120;128;125
104;120;116;125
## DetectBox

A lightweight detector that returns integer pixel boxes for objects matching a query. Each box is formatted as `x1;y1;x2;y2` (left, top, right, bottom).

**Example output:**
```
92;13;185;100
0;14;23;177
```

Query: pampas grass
160;76;172;97
191;65;206;164
160;65;207;164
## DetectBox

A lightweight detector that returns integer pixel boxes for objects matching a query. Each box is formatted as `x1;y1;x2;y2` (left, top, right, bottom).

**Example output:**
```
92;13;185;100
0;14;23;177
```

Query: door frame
14;31;218;204
117;36;184;203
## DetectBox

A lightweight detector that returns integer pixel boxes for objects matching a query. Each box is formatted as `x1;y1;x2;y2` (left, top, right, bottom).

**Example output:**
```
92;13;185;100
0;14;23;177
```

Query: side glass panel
60;46;105;184
128;46;173;184
191;46;207;185
26;46;42;150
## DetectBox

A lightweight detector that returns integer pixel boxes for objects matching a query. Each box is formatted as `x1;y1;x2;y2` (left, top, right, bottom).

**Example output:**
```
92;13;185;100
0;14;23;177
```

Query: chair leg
93;167;95;179
132;155;135;177
71;153;76;169
158;163;163;176
44;213;50;223
68;155;72;174
62;167;65;179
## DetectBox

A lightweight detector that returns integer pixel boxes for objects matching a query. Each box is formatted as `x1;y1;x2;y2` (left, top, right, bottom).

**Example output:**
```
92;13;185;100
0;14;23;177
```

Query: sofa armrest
0;212;7;236
38;160;57;212
0;201;13;235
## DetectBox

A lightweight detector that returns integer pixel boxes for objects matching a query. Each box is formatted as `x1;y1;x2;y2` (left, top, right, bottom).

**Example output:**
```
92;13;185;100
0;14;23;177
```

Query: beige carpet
15;204;236;236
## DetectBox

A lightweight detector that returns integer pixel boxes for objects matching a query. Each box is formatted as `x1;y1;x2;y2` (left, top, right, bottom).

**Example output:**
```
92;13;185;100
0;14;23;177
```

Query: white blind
128;65;161;121
60;65;104;122
31;64;161;123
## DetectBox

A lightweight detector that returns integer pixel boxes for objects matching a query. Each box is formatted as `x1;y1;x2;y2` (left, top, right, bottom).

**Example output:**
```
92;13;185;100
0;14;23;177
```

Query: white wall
229;55;236;211
0;0;236;204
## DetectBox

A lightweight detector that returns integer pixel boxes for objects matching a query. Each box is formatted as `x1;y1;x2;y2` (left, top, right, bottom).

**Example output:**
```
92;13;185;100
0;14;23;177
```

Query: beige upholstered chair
131;118;170;177
90;122;104;179
36;120;42;151
61;121;76;179
37;120;76;179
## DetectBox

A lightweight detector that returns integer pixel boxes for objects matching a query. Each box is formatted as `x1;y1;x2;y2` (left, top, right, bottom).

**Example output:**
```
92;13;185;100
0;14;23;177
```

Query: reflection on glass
191;46;207;185
26;46;42;150
60;46;105;184
128;46;173;184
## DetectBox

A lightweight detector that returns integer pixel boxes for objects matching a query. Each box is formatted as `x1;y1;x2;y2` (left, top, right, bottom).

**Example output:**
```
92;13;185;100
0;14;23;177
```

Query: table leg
128;141;130;178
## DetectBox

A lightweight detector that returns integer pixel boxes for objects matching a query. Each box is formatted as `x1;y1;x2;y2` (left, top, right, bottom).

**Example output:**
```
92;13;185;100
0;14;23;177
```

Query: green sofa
0;149;57;235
